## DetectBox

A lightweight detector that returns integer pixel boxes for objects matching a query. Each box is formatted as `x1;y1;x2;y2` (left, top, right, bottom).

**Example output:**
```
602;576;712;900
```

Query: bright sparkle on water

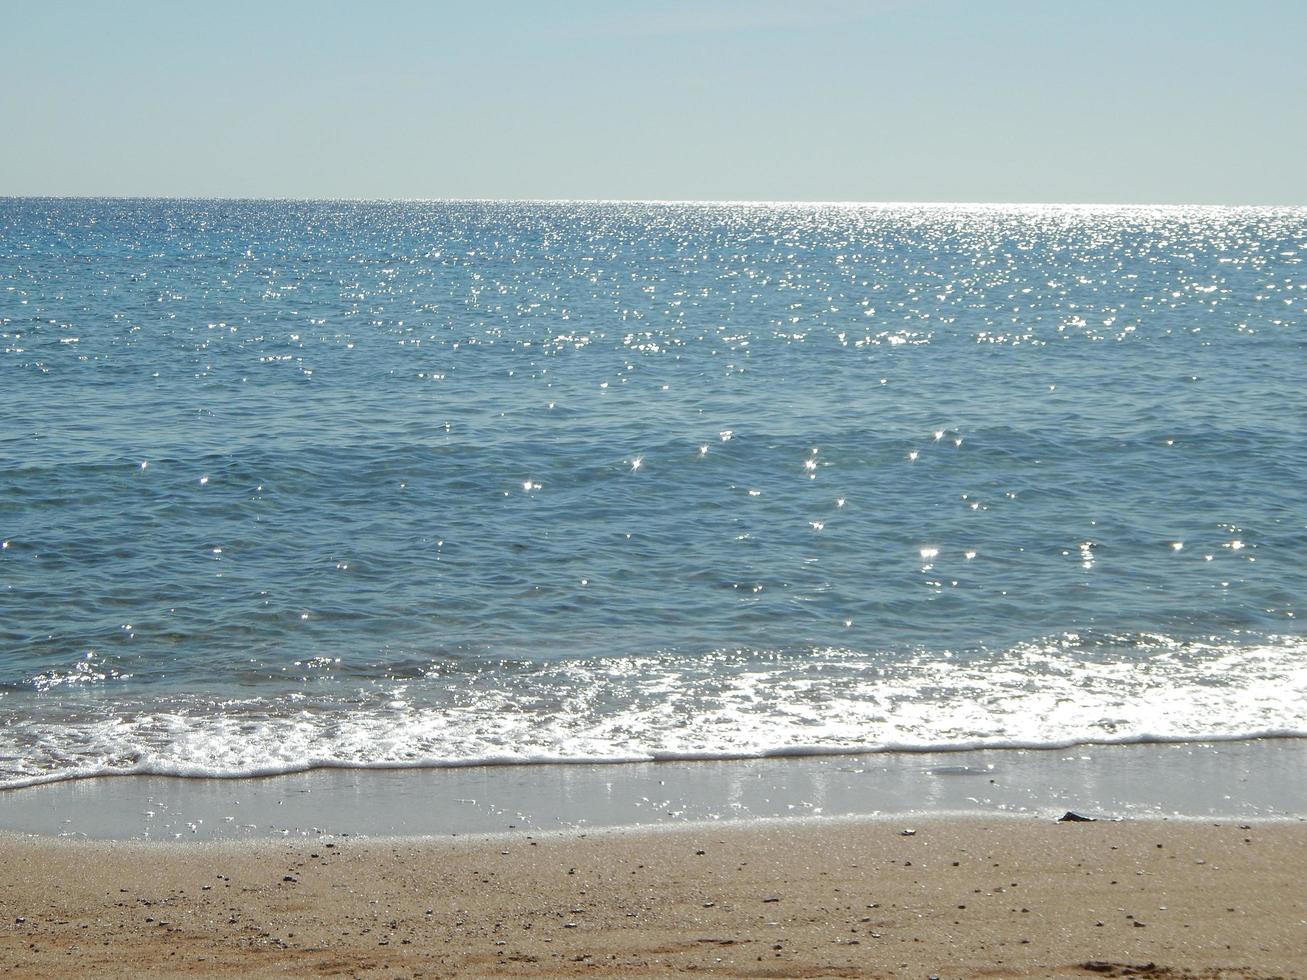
0;199;1304;787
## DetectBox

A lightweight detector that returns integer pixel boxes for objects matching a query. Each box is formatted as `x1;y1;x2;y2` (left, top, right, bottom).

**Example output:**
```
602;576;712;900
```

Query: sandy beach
5;3;1304;977
2;816;1303;978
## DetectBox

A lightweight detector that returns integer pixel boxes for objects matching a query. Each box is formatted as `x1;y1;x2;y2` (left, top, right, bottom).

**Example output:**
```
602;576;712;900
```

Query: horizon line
2;195;1304;209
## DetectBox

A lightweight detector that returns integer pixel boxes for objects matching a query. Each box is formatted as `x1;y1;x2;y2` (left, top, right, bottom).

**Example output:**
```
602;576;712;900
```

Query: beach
5;0;1305;974
4;198;1306;976
3;815;1303;978
3;741;1306;976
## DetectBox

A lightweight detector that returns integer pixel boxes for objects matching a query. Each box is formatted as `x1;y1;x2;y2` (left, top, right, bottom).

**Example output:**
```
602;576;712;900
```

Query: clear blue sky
3;0;1304;203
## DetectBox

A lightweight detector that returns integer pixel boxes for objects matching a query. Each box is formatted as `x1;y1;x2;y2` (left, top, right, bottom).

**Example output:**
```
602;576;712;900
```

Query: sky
2;0;1304;204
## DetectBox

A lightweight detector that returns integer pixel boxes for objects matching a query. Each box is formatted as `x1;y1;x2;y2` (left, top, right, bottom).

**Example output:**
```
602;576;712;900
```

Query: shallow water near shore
3;739;1305;841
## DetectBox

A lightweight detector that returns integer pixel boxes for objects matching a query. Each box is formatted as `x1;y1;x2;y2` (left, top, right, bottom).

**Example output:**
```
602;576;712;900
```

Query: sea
1;198;1304;792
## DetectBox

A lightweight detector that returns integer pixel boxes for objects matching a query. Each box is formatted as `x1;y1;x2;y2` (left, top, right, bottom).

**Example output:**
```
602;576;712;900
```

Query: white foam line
5;728;1307;792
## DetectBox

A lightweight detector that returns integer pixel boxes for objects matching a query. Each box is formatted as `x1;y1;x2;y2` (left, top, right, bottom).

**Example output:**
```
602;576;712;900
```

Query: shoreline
3;737;1306;841
3;815;1303;978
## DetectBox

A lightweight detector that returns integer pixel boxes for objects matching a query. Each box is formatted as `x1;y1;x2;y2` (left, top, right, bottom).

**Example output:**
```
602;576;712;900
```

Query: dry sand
1;816;1303;978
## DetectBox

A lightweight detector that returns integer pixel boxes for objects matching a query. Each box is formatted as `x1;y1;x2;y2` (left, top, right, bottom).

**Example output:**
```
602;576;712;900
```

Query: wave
6;728;1307;793
4;632;1306;792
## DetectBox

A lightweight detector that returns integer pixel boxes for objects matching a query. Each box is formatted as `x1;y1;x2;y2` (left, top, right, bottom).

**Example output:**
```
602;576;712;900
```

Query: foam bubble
3;633;1305;791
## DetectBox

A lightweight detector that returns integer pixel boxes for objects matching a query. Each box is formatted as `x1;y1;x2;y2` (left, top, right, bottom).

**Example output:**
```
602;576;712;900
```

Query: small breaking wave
3;633;1305;791
6;728;1307;793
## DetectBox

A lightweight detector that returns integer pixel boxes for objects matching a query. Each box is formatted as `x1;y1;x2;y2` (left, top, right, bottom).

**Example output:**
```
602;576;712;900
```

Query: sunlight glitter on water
1;199;1304;787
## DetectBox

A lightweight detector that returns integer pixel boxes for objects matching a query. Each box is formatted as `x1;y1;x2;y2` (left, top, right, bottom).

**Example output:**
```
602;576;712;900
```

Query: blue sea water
1;199;1304;789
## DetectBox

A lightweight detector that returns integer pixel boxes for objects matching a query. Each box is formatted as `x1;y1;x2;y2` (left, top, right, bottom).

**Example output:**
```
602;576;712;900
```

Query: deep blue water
1;199;1304;787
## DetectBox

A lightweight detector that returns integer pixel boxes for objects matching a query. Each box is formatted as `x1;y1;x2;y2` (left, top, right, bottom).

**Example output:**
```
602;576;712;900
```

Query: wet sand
6;739;1306;841
2;816;1304;978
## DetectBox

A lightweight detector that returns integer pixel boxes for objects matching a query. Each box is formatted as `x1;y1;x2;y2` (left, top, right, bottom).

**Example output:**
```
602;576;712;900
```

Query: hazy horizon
4;196;1306;207
4;0;1304;205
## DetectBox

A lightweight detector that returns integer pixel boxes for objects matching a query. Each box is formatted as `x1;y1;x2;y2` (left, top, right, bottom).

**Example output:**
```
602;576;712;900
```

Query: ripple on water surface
0;200;1304;786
